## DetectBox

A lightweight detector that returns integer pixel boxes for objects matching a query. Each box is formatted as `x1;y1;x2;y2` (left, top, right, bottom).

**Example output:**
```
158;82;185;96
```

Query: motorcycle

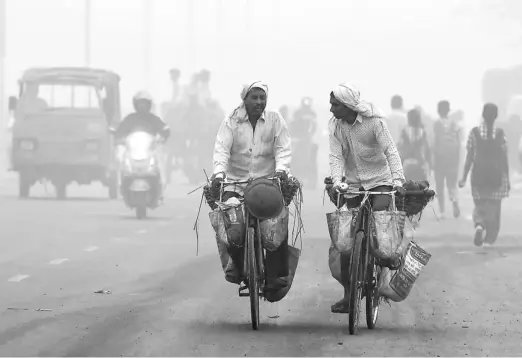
117;130;164;219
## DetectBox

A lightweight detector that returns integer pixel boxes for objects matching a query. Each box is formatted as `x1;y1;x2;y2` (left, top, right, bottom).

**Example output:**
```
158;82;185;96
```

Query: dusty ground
0;173;521;357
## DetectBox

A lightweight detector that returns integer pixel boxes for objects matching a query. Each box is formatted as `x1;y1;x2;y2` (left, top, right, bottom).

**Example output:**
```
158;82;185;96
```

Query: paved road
0;174;521;356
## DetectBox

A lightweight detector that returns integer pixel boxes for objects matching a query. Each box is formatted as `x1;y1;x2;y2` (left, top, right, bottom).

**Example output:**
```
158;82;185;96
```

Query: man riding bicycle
326;82;406;313
210;80;292;291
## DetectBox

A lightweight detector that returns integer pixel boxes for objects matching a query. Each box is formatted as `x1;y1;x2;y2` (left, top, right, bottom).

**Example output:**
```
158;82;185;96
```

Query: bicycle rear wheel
365;254;380;329
348;231;364;335
247;227;260;330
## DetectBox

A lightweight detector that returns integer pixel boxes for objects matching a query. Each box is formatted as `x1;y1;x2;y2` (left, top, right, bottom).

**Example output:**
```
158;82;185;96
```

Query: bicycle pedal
239;285;249;297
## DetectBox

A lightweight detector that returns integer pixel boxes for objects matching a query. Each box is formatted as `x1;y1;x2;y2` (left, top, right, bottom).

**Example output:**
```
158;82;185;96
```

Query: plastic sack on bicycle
370;199;408;263
209;197;246;248
324;176;357;253
378;241;432;302
259;206;289;252
326;208;358;252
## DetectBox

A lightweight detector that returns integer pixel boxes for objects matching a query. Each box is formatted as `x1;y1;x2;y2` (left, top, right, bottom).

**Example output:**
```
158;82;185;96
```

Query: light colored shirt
328;115;405;190
385;109;408;144
213;109;292;184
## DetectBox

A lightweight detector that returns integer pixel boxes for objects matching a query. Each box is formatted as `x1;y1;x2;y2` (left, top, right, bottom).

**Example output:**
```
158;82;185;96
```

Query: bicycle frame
242;211;266;292
337;189;395;334
219;176;281;330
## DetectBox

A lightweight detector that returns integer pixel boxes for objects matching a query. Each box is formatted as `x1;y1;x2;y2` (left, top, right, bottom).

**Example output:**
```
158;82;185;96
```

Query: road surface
0;174;521;356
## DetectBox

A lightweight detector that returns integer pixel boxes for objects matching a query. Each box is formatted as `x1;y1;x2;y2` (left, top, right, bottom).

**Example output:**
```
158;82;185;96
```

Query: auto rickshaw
8;67;121;199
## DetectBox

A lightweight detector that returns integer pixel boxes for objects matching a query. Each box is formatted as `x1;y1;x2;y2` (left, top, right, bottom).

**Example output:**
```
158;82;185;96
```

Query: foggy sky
4;0;522;121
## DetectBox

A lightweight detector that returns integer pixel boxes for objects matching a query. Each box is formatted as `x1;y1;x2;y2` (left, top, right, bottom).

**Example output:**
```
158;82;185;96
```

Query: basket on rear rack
395;180;436;218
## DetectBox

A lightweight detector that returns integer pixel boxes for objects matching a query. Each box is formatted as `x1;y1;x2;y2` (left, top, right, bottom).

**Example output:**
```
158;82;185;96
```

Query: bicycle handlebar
221;177;280;187
336;189;431;196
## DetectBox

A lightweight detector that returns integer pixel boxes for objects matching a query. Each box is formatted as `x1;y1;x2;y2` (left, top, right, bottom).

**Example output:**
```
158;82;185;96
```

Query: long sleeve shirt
213;109;291;183
328;115;405;190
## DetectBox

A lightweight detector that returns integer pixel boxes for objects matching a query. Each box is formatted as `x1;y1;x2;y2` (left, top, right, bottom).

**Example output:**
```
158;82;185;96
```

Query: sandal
331;299;350;314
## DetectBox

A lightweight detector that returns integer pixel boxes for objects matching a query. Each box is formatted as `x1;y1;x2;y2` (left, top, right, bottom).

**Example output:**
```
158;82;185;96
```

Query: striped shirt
213;109;291;182
328;115;405;190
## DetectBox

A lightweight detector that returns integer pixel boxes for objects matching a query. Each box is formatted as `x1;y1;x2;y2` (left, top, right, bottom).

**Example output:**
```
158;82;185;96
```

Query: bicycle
335;188;425;335
219;177;282;330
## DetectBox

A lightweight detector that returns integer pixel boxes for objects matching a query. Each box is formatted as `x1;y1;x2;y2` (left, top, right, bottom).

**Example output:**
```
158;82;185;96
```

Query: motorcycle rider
211;80;292;291
116;91;170;140
327;82;405;313
114;91;170;194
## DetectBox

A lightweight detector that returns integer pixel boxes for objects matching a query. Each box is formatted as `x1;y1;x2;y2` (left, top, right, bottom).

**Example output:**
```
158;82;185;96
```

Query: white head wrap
229;80;269;120
331;82;384;119
329;82;385;150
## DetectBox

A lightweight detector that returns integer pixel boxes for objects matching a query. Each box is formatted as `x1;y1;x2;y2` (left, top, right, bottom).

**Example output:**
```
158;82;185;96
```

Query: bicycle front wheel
348;231;364;335
365;254;381;329
247;227;260;330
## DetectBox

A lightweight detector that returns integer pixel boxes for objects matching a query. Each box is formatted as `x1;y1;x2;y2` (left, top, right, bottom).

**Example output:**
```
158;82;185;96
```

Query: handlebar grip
404;190;433;196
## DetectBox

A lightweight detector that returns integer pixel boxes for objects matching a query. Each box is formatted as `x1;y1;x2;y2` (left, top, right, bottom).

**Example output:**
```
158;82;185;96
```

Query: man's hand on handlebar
273;170;289;182
210;172;225;191
393;185;406;196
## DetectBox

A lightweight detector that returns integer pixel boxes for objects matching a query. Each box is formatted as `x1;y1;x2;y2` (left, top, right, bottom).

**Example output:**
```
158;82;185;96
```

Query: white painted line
136;229;147;235
8;274;30;282
49;258;69;265
111;237;128;242
83;246;99;252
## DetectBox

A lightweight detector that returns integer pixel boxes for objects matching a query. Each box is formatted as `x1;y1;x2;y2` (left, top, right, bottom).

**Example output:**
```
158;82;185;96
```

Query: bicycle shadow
200;319;345;335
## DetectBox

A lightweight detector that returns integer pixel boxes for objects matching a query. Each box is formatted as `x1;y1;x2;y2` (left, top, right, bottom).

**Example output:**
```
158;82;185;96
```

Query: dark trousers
340;185;392;286
473;198;502;244
434;164;459;213
222;191;289;279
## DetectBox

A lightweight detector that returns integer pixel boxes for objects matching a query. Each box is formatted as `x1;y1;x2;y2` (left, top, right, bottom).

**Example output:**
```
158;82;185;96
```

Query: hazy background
2;0;522;121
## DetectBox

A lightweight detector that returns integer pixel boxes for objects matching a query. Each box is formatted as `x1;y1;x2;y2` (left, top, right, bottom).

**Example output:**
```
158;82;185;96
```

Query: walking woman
458;103;510;247
398;108;432;181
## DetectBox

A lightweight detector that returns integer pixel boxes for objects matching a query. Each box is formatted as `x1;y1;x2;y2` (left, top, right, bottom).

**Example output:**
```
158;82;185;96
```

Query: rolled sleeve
328;121;345;187
376;119;405;187
274;113;292;173
213;118;233;174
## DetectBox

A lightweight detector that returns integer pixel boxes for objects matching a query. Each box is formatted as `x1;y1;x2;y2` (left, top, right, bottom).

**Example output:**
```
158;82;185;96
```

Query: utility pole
244;0;250;32
187;0;195;73
1;0;6;156
84;0;91;67
215;0;224;75
142;0;152;90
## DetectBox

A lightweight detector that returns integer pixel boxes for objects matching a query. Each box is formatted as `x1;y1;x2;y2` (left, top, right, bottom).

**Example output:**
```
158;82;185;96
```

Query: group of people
386;96;461;220
386;95;510;247
200;80;512;313
112;77;510;311
206;80;405;310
